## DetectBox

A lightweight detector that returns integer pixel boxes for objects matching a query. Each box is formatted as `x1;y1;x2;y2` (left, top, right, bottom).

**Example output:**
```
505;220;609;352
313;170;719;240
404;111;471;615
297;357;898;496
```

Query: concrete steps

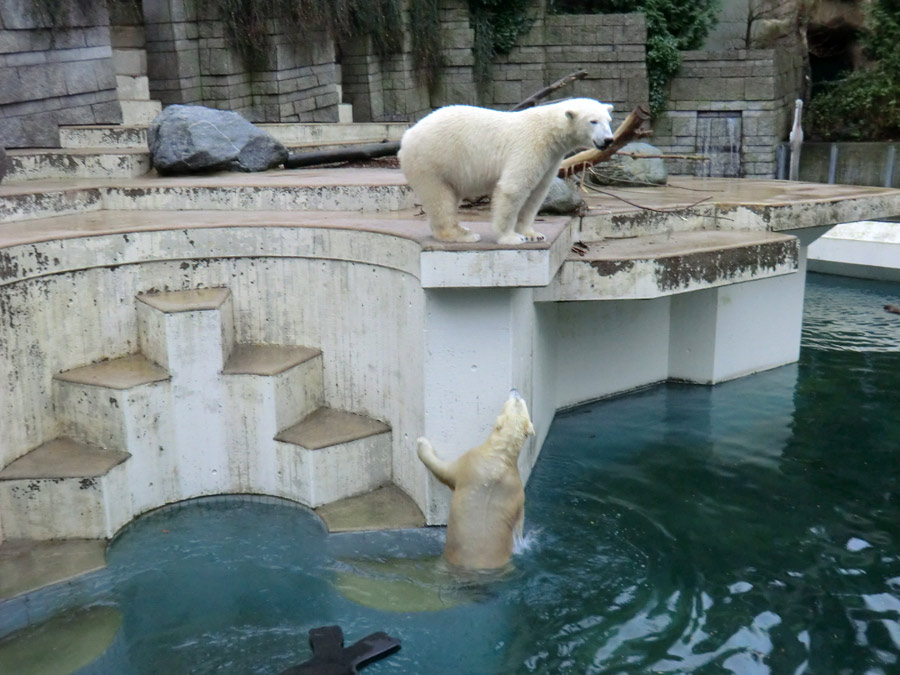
58;122;407;149
0;439;131;540
4;148;152;183
0;285;404;546
274;407;392;509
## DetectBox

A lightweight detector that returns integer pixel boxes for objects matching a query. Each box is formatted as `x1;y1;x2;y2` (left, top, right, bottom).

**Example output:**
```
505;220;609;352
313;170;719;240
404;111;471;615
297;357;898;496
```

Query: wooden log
284;141;400;168
558;104;652;178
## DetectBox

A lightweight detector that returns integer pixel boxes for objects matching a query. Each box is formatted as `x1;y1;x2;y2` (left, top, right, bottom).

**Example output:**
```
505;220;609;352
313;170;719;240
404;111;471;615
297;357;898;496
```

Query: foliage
548;0;720;115
410;0;444;89
468;0;535;99
205;0;404;71
807;0;900;140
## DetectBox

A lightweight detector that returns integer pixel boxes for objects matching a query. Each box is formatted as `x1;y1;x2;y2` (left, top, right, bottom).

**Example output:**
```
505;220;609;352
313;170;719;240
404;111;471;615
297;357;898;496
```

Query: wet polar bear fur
416;390;535;570
399;98;614;245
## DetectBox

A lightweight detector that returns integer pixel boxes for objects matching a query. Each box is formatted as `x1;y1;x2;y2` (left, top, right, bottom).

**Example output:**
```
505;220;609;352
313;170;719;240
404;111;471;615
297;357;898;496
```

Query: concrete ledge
808;220;900;282
137;287;230;313
315;484;425;533
0;539;106;601
538;230;799;301
5;148;151;183
54;354;169;389
223;344;321;376
0;439;129;480
276;407;390;450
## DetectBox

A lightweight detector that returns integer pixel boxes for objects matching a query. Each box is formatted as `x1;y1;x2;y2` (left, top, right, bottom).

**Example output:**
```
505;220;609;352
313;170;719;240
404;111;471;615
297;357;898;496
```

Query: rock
587;141;668;187
539;177;583;214
148;105;288;174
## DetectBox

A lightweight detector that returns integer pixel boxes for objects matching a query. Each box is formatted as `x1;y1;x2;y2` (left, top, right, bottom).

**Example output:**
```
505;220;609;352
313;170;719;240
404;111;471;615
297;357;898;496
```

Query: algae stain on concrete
0;605;122;675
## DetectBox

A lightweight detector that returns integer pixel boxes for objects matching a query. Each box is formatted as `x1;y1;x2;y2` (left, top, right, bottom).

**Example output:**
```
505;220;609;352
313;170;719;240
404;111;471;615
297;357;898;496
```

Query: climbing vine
203;0;404;71
410;0;444;89
468;0;535;99
548;0;720;115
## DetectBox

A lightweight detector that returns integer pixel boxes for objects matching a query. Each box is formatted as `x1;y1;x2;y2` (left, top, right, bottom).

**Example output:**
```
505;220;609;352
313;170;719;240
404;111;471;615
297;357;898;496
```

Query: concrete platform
315;485;425;533
808;220;900;282
54;354;169;390
2;169;900;536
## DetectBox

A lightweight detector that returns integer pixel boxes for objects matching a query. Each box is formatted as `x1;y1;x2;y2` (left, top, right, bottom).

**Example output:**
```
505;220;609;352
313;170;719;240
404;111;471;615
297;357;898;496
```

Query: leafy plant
807;0;900;140
468;0;535;99
410;0;444;88
548;0;720;115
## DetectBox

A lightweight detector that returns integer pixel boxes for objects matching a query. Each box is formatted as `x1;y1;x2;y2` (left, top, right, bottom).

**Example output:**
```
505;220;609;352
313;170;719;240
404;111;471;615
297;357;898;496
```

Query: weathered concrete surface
223;344;321;376
539;230;798;301
275;407;390;451
1;171;900;533
4;149;151;183
54;354;169;389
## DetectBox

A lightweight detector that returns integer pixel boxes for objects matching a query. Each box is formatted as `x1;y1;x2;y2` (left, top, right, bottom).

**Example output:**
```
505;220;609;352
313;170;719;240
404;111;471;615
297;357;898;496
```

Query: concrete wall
428;0;647;116
653;47;805;178
143;0;341;122
0;0;122;147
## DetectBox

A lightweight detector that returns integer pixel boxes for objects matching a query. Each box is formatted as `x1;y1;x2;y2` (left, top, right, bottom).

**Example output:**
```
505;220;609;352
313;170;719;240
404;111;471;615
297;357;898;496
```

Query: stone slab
223;343;321;376
54;353;169;389
0;438;129;480
275;408;390;451
136;287;230;313
315;484;425;533
0;539;106;600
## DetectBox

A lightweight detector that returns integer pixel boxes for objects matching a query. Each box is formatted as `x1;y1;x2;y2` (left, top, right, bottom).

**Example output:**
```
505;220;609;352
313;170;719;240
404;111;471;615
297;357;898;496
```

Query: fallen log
284;140;400;168
285;70;592;169
558;104;652;178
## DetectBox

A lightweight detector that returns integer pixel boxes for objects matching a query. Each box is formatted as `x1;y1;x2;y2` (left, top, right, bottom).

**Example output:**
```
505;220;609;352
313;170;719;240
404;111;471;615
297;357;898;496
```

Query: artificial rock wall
0;0;122;147
652;47;806;178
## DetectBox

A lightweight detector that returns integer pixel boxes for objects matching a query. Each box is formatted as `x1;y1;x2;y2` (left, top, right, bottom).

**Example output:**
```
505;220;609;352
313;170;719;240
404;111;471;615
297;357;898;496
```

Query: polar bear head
489;389;535;457
563;98;615;151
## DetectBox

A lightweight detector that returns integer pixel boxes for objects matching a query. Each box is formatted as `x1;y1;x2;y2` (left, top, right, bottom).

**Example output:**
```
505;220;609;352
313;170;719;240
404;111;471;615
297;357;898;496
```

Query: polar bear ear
565;109;576;120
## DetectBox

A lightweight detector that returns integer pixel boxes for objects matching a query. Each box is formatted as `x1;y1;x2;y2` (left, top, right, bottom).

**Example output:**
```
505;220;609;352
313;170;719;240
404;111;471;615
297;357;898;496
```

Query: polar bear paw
519;228;546;242
497;232;528;246
434;226;481;243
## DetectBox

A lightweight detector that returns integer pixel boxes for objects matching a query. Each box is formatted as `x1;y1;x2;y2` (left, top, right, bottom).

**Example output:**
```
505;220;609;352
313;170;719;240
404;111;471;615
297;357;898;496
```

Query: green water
2;273;900;674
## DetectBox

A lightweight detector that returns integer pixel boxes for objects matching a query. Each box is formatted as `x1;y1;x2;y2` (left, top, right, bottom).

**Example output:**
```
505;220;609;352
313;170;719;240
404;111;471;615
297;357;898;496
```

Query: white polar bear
399;98;614;246
416;389;535;570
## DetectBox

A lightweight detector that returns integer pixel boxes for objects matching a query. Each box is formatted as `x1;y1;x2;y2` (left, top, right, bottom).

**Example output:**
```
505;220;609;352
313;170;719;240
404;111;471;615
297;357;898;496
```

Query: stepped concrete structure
2;124;900;602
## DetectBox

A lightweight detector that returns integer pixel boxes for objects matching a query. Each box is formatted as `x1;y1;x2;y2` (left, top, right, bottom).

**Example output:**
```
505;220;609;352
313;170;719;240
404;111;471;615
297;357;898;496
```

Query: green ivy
410;0;444;89
468;0;535;100
807;0;900;141
548;0;719;115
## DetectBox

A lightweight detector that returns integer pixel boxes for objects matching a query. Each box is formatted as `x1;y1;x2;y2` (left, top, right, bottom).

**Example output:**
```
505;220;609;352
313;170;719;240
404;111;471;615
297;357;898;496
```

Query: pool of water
3;272;900;674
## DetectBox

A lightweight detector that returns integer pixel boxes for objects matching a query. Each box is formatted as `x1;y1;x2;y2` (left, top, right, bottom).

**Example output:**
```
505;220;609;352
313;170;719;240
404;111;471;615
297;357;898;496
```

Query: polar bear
399;98;614;246
416;389;535;570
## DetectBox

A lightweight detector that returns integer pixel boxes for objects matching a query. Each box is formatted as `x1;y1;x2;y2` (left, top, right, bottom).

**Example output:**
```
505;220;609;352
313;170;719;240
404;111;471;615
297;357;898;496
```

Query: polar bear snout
594;136;614;150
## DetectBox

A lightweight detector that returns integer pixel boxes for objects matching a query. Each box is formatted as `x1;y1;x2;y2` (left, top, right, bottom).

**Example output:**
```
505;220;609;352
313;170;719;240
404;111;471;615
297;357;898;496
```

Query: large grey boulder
539;177;583;214
588;141;668;187
148;105;288;174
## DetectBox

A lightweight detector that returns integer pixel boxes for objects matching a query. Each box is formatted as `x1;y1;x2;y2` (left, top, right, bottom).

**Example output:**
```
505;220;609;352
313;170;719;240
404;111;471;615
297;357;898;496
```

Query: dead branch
559;104;652;178
615;152;710;161
510;70;588;111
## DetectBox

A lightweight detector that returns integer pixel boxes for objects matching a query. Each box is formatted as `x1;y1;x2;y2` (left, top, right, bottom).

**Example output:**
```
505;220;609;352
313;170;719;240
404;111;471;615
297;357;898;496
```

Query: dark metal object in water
279;625;401;675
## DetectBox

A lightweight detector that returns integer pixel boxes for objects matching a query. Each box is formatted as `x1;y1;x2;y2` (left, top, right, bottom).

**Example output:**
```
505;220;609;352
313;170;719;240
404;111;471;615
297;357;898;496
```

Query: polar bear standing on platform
416;389;535;570
399;98;614;245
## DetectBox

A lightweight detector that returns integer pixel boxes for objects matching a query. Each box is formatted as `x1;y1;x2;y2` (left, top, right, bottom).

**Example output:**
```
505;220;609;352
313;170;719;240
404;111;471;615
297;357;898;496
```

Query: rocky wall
0;0;121;148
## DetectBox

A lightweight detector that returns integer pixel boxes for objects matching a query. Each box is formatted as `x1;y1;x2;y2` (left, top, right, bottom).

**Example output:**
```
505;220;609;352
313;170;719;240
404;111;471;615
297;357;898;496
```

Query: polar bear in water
417;390;535;569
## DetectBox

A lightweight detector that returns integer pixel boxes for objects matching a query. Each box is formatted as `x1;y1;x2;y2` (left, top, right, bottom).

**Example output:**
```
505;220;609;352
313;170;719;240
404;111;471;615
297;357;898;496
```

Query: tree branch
510;70;589;111
558;104;652;178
